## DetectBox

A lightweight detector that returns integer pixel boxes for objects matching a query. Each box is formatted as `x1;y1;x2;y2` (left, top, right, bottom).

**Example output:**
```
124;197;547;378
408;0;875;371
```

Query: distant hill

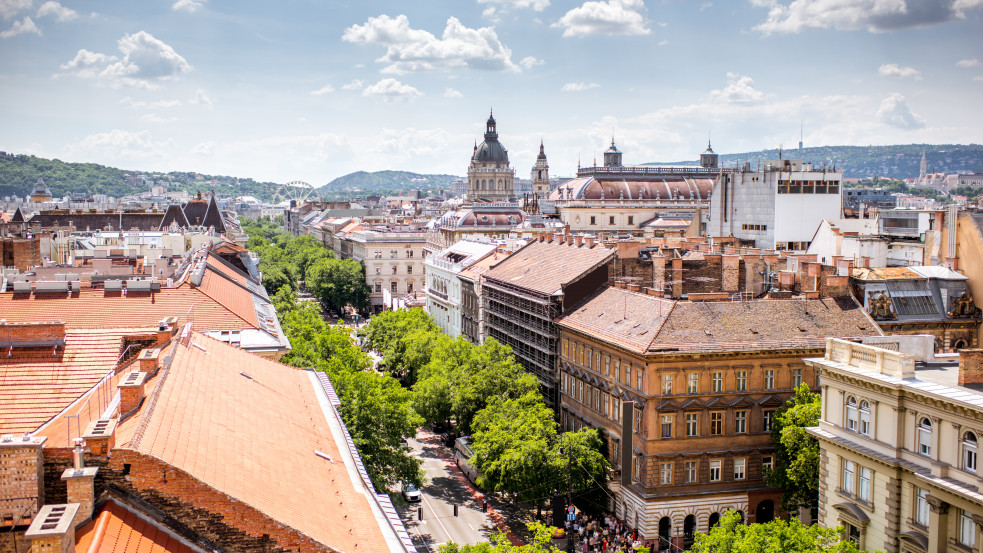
0;153;280;201
650;144;983;180
320;170;461;194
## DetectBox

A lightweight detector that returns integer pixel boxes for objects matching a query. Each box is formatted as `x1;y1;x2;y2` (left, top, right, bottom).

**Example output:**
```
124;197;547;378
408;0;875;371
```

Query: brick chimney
118;371;148;415
81;419;117;457
585;236;595;248
959;349;983;386
138;347;161;374
24;504;79;553
0;321;66;347
157;316;178;345
0;434;47;524
616;241;641;259
60;439;97;527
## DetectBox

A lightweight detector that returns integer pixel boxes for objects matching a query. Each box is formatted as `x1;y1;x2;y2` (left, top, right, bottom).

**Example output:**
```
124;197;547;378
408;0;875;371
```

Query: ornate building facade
467;111;515;203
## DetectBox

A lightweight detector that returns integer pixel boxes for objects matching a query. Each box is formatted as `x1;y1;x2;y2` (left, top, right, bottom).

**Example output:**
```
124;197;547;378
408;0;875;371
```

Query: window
842;459;855;494
846;397;858;432
661;415;673;438
374;283;382;292
407;265;413;275
710;412;723;435
685;461;697;483
374;250;382;259
915;488;929;526
709;460;721;482
634;408;643;435
628;216;634;225
917;417;932;456
858;466;871;502
662;374;673;395
735;410;747;434
762;456;773;472
660;463;673;485
615;360;621;381
596;353;601;373
590;216;596;225
859;400;871;436
407;250;414;258
586;349;592;369
686;413;698;437
960;510;976;548
764;370;775;390
687;373;698;394
637;369;643;391
734;458;746;480
579;380;584;402
964;432;978;473
846;524;860;547
391;281;398;293
392;266;398;275
633;456;641;483
390;249;398;258
737;370;747;391
712;372;723;392
763;410;774;433
792;368;803;388
604;394;610;418
407;282;414;293
613;397;620;422
605;356;610;376
609;216;615;225
375;266;381;275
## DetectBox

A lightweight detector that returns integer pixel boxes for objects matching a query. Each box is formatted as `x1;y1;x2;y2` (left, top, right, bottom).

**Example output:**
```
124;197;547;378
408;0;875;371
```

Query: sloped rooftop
483;239;615;296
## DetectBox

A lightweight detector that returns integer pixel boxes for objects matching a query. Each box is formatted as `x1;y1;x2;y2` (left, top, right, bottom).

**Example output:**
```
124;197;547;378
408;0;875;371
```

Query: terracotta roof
0;328;148;434
459;248;508;280
0;287;256;332
483;240;615;296
851;267;922;281
114;334;395;553
558;286;882;354
75;499;202;553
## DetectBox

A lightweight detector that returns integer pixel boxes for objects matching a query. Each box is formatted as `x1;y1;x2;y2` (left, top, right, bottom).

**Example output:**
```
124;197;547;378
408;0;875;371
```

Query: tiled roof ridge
204;251;262;291
647;298;677;350
129;339;179;451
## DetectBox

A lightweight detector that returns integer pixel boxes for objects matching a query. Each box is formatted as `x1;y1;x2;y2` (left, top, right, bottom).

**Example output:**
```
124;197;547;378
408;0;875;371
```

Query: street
397;428;498;552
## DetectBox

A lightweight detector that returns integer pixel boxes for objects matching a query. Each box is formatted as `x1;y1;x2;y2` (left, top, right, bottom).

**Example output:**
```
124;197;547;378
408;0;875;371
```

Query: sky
0;0;981;185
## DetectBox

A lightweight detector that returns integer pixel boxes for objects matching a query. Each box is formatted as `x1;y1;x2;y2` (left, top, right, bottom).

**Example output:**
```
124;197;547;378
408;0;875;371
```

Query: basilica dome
473;112;509;163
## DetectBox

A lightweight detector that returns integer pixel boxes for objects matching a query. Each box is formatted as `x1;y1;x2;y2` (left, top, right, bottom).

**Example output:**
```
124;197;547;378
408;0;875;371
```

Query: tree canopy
692;510;871;553
764;383;822;515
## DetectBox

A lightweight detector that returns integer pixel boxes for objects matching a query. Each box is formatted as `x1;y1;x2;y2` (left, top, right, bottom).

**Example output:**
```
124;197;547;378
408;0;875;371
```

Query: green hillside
653;143;983;180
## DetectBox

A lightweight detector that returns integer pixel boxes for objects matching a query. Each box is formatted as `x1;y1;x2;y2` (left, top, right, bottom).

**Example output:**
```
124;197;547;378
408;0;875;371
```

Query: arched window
917;418;932;456
964;432;978;473
846;396;858;432
859;400;871;436
708;512;720;528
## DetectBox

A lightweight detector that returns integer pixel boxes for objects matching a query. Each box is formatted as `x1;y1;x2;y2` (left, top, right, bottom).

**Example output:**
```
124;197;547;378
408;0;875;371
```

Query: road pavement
398;429;498;552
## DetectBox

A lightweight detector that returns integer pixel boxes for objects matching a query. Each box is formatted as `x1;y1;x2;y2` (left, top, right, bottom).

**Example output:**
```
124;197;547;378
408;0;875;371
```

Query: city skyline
0;0;981;184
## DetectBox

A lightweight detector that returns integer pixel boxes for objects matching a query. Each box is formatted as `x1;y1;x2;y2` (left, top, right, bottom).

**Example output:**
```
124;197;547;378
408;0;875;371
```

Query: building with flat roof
425;238;498;338
805;337;983;553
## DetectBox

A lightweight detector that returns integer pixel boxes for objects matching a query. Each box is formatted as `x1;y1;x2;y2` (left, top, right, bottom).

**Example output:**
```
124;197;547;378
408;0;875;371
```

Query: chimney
25;504;79;553
118;371;148;415
616;241;641;259
138;347;161;374
575;235;584;246
81;419;117;457
959;349;983;386
157;317;178;345
585;236;595;248
0;434;47;524
0;321;66;348
60;439;97;527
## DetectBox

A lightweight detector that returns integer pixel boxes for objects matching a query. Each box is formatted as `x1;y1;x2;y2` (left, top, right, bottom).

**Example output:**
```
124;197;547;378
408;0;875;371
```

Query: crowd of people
562;510;656;553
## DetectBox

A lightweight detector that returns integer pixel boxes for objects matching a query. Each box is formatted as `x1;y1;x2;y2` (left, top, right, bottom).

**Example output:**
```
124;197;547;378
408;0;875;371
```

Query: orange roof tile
75;499;201;553
0;329;148;434
114;333;394;553
0;287;255;332
196;271;258;326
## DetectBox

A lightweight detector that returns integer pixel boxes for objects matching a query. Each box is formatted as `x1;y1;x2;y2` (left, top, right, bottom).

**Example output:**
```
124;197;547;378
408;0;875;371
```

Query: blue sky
0;0;981;185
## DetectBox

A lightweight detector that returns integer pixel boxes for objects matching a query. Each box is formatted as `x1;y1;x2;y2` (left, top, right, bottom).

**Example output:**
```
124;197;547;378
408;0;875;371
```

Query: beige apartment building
350;228;428;311
806;337;983;553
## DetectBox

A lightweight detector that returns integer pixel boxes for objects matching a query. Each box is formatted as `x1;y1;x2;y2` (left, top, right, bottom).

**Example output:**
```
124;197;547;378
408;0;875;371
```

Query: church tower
467;110;515;203
603;139;623;168
700;140;719;169
531;140;550;198
919;150;927;182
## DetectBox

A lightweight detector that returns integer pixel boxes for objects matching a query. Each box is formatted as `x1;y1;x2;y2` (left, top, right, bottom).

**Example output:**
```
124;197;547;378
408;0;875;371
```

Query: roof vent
104;280;122;292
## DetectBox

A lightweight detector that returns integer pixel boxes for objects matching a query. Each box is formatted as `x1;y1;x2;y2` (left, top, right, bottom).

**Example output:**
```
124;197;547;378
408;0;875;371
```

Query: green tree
306;257;371;314
554;428;610;515
439;522;561;553
765;383;822;515
691;510;869;553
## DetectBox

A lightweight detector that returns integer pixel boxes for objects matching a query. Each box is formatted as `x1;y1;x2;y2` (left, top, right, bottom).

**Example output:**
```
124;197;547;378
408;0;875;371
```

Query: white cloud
191;141;215;155
553;0;651;37
1;16;39;38
172;0;205;13
751;0;983;34
62;31;190;88
956;58;980;67
973;75;983;81
478;0;550;11
561;82;600;91
708;72;764;103
65;129;173;162
60;49;117;78
519;56;544;69
190;89;212;107
361;78;421;101
0;0;32;20
119;97;181;109
658;39;669;46
342;14;522;73
877;63;922;80
36;1;76;21
309;84;335;96
342;79;365;90
140;113;177;124
876;93;926;129
444;87;462;98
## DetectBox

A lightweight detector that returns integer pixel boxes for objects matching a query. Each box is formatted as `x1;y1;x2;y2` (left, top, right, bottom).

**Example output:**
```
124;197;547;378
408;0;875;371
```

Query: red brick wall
959;349;983;386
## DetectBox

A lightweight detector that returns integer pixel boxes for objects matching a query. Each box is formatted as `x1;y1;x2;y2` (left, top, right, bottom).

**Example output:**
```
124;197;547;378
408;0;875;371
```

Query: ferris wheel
274;181;321;204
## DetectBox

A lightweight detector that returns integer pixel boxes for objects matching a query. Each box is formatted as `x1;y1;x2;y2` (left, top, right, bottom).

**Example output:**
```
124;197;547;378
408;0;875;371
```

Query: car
440;431;459;447
402;483;422;502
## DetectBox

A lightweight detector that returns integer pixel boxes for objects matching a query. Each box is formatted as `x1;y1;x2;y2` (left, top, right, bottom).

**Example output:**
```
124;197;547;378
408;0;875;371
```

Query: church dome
474;139;509;163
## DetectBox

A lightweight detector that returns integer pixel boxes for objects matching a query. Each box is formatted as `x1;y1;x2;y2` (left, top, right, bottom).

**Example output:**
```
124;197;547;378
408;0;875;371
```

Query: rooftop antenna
799;121;804;151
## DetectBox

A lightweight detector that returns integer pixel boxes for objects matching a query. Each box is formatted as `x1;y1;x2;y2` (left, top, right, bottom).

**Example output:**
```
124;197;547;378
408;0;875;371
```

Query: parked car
402;483;422;502
440;431;459;447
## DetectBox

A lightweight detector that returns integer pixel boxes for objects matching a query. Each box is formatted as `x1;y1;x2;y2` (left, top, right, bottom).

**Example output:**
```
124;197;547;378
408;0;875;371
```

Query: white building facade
425;239;497;337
